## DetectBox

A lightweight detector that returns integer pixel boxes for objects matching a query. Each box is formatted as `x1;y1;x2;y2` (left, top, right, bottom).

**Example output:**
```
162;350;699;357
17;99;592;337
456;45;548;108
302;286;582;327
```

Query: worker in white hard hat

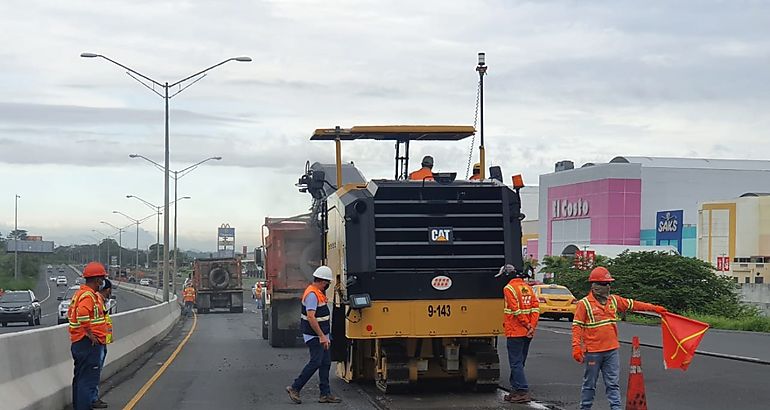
286;266;341;404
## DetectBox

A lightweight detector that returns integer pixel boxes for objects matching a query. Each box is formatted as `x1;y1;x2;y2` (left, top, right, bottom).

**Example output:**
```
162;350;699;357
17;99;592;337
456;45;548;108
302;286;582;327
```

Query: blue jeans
291;337;331;396
91;346;107;403
506;337;531;392
580;349;621;410
71;339;104;410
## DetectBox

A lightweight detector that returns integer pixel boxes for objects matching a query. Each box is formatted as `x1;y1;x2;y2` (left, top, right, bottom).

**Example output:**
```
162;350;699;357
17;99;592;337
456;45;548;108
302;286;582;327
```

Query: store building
537;156;770;261
698;193;770;284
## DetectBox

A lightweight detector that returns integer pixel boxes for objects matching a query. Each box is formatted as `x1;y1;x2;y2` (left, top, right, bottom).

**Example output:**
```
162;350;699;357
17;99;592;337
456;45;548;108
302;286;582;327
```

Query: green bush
543;251;767;331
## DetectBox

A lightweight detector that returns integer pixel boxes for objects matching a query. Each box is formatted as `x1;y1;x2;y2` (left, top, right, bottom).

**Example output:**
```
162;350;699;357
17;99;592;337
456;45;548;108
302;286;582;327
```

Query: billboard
656;210;684;254
6;239;54;254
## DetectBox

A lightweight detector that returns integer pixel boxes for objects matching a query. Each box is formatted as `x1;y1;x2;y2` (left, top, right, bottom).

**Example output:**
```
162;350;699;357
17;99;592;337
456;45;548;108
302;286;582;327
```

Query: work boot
91;399;109;408
286;386;301;404
505;391;531;403
318;395;342;403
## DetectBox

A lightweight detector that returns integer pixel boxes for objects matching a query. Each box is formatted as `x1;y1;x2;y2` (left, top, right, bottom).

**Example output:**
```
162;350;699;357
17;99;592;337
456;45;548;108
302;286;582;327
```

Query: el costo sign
552;199;589;219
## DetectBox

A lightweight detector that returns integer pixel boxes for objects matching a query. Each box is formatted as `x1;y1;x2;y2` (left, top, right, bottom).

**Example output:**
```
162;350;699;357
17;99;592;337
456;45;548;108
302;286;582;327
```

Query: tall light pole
13;194;20;280
130;154;220;293
126;194;191;288
82;53;250;302
92;229;111;268
113;211;155;273
101;221;131;274
476;52;488;180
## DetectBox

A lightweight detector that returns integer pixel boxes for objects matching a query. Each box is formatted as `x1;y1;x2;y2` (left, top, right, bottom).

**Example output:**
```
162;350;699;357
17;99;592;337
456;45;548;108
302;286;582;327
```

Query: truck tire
209;267;230;290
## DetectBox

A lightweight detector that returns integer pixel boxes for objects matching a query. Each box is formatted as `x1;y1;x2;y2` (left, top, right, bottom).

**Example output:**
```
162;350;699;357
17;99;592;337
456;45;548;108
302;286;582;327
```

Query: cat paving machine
298;125;526;392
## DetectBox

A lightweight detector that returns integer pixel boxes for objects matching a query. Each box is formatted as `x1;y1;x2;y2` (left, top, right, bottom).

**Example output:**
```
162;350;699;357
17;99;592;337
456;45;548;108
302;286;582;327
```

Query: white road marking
39;269;53;303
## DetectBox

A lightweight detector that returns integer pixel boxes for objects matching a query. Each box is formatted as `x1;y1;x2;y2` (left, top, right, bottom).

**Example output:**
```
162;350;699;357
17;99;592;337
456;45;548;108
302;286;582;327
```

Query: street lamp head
80;52;99;58
112;210;119;214
213;156;223;160
181;196;192;200
129;154;138;158
234;56;252;62
126;195;133;198
478;52;486;66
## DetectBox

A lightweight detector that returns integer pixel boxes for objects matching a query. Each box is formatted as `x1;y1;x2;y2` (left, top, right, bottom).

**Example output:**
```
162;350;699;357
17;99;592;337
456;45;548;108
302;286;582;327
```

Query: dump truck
261;163;366;347
193;257;244;313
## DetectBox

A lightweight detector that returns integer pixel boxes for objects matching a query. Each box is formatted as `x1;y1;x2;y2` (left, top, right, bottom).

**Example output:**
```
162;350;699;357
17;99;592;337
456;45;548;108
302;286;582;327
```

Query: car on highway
57;285;80;324
56;276;68;286
0;290;42;327
532;284;578;321
58;266;65;273
139;278;151;286
47;265;53;272
49;274;57;282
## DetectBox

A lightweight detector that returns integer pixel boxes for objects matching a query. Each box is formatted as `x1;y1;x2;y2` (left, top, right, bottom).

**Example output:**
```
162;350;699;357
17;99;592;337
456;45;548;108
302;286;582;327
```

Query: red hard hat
83;262;107;278
588;266;614;282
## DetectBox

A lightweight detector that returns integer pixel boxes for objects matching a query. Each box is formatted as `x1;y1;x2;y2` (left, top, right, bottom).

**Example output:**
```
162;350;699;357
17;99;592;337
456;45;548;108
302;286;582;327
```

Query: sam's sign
656;210;683;253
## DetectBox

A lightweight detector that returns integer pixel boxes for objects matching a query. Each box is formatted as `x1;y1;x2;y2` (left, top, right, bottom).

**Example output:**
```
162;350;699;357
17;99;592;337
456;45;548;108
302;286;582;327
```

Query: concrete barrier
0;278;180;410
740;283;770;317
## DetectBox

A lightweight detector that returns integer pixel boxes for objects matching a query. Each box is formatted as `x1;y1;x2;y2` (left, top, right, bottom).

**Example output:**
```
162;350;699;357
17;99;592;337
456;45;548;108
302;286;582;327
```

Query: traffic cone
626;336;648;410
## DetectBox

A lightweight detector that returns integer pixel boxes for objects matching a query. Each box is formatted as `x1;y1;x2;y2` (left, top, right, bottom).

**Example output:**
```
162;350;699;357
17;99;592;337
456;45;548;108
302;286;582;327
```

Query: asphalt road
96;298;770;410
0;264;155;335
497;319;770;410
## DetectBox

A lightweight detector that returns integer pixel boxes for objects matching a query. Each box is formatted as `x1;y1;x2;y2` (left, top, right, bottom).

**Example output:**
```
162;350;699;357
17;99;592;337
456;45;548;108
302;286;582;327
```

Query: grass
0;253;40;291
624;312;770;333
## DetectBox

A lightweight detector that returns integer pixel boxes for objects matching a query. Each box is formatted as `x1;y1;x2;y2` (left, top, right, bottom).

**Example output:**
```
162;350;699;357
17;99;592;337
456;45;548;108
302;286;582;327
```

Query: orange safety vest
100;293;113;344
408;167;434;181
68;285;108;344
571;293;659;353
183;287;196;302
503;278;540;337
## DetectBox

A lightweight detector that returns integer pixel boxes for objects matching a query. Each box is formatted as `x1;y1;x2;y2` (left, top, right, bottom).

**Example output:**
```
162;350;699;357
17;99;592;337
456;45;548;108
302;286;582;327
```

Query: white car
58;286;79;324
56;276;68;286
139;278;151;286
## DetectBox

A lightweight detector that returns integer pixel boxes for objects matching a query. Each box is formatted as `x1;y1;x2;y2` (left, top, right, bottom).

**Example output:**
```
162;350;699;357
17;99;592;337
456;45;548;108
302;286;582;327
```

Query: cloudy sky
1;0;769;252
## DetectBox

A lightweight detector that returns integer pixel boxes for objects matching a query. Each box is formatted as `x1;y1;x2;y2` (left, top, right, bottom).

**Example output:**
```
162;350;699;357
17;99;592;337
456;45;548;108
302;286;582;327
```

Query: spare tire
209;267;230;289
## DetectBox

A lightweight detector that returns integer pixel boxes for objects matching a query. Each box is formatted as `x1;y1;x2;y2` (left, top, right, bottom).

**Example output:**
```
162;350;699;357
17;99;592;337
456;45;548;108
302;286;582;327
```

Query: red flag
660;312;709;370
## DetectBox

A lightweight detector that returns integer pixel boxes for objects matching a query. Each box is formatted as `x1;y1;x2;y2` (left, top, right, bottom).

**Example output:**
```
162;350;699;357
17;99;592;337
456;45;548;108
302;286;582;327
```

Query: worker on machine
408;156;435;181
470;163;482;180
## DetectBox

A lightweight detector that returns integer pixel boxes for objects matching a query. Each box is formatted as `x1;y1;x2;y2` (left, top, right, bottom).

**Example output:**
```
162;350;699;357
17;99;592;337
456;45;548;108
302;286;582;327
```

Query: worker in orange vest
469;163;481;180
408;156;435;181
501;264;539;404
183;285;196;316
255;282;264;309
68;262;109;410
572;267;667;410
91;278;113;409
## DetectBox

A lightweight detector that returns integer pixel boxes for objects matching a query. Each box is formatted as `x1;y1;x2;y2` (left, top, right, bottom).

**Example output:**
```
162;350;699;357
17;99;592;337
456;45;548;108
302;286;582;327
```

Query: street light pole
82;53;251;302
113;210;155;275
101;221;130;275
14;194;20;280
129;154;220;294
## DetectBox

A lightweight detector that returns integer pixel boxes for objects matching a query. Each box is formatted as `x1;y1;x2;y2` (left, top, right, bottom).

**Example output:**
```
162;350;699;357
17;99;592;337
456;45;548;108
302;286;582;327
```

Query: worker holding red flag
571;267;667;410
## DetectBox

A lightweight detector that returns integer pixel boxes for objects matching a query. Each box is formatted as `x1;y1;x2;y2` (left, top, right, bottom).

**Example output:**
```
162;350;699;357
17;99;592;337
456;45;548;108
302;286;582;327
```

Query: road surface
96;297;769;410
0;264;155;335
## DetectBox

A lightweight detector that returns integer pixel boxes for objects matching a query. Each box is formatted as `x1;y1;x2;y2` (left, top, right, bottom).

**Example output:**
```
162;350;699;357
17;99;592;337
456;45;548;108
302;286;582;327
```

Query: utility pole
476;52;488;180
14;194;20;280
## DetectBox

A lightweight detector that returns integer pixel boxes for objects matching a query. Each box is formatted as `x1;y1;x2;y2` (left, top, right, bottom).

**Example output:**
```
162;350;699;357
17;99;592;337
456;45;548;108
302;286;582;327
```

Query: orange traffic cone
626;336;648;410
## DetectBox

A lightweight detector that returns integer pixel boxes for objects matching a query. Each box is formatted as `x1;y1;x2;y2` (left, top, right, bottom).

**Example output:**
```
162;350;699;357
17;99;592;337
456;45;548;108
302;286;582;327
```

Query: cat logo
429;227;453;244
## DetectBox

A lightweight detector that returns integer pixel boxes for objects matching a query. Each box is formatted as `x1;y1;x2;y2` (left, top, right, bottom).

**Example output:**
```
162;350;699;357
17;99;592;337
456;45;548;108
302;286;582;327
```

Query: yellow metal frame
346;299;504;339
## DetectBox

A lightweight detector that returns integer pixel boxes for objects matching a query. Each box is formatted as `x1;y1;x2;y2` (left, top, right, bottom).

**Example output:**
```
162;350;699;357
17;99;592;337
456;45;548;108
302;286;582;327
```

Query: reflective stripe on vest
300;285;330;336
68;290;102;328
105;313;113;344
573;295;622;329
503;284;540;316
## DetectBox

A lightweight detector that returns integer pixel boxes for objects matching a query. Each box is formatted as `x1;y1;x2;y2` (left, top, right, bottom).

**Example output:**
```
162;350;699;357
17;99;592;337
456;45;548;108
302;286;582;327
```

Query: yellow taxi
532;284;577;321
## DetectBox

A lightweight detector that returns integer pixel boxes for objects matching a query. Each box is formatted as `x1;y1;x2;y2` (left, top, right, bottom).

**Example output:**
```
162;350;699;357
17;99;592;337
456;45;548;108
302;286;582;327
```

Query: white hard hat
312;266;333;281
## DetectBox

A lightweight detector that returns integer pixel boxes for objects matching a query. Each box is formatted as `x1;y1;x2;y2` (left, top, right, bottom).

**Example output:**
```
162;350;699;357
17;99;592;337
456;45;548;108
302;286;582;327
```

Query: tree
7;229;27;240
607;251;747;317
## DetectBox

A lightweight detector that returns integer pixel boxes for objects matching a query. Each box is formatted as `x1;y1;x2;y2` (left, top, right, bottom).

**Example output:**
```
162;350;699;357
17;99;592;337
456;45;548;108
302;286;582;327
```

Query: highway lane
498;319;770;410
0;264;155;335
96;296;770;410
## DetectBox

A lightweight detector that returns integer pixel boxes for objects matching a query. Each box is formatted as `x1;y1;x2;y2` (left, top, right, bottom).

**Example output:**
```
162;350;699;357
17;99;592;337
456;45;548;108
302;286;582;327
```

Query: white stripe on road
39;270;52;304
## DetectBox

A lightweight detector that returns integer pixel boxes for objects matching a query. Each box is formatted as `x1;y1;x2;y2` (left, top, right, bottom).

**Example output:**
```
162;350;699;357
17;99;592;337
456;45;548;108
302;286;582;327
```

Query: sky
1;0;769;252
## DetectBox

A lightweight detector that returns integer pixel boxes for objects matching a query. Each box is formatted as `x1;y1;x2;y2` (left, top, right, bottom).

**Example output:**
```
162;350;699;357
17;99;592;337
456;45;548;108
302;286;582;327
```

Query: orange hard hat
83;262;107;278
588;266;614;282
